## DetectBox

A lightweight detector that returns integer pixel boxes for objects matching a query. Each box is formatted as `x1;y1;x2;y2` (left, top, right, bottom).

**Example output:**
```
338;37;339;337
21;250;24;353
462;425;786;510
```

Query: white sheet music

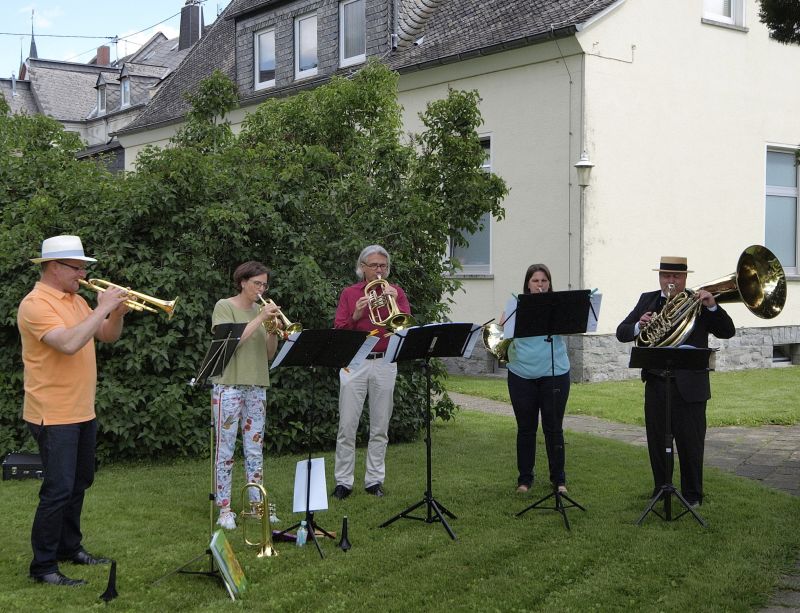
348;334;380;370
292;458;328;513
587;291;603;333
269;331;301;370
501;296;518;338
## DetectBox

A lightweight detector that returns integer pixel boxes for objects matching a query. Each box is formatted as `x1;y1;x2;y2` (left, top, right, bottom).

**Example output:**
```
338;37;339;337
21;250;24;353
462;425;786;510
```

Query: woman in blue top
503;263;570;494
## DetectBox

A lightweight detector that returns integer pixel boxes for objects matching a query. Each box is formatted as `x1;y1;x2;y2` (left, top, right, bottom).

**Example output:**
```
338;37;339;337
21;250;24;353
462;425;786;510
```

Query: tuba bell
241;483;278;558
636;245;786;348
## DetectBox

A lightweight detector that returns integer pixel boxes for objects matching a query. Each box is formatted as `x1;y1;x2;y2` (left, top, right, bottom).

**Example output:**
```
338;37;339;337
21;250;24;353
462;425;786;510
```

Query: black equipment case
2;452;44;480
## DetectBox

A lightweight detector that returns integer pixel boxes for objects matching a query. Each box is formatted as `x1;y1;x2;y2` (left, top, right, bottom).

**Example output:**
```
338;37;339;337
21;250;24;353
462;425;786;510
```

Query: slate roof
0;79;39;115
388;0;621;70
121;0;621;135
24;59;119;122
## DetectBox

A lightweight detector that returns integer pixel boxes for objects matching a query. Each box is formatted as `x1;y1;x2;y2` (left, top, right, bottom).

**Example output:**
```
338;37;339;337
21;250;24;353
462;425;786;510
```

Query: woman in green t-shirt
211;261;281;530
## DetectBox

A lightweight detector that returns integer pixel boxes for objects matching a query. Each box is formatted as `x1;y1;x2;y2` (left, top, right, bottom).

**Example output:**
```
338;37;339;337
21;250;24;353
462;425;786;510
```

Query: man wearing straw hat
18;235;129;587
616;256;735;508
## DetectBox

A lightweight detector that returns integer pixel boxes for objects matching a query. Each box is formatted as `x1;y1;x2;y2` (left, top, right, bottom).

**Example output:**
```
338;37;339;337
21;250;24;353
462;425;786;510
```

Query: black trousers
27;419;96;577
644;378;706;504
507;370;570;488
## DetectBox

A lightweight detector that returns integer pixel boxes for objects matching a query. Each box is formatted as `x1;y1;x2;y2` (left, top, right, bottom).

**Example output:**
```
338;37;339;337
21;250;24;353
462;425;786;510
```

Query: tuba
636;245;786;348
364;275;417;332
79;278;178;320
241;483;278;558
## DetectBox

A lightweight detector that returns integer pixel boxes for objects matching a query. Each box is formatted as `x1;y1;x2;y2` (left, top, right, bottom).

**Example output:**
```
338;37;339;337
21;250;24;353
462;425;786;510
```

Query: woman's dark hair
233;261;270;292
522;263;553;294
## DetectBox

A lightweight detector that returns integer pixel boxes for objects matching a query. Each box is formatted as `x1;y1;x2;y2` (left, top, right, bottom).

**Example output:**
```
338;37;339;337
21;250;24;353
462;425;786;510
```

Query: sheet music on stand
386;322;482;361
271;331;379;371
503;291;601;337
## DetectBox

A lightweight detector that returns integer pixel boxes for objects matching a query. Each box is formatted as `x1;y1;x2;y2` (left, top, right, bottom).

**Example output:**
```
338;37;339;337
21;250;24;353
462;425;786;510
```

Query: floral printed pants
212;384;267;509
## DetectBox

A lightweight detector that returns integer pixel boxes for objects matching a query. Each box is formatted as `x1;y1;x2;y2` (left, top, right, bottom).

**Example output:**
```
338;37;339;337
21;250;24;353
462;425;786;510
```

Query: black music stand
273;328;371;559
630;346;712;527
155;323;246;586
514;290;590;531
380;322;478;540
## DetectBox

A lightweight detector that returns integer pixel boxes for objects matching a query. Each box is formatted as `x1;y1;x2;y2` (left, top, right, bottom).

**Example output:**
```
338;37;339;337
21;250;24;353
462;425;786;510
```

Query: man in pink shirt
18;235;128;587
332;245;411;499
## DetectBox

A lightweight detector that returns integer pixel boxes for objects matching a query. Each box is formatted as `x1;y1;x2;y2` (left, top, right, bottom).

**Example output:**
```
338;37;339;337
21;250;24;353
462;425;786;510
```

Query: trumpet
258;295;302;339
364;275;417;332
241;483;277;558
79;278;178;320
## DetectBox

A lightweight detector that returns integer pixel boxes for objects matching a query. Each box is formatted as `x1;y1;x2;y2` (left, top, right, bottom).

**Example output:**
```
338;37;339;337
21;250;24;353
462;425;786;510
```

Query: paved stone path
449;392;800;612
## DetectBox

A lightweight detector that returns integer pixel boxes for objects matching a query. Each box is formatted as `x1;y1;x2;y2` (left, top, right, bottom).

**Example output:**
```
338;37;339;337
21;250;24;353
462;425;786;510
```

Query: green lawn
446;367;800;427
1;410;798;612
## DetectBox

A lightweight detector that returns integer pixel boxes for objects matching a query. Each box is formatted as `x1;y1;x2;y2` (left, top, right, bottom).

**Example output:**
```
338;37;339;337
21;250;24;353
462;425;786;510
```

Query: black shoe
62;550;111;565
365;483;384;497
332;485;352;500
31;571;87;587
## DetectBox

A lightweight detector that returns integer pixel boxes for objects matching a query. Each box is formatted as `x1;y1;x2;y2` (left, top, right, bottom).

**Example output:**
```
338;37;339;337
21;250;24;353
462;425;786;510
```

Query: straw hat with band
30;235;97;264
653;256;693;274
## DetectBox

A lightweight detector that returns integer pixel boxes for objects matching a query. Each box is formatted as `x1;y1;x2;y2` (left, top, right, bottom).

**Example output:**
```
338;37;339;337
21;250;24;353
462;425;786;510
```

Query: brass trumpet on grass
241;483;277;558
79;278;178;320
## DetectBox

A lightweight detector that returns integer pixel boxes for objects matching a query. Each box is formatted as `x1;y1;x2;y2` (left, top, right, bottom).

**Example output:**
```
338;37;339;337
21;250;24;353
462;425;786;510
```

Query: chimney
179;1;204;51
96;45;111;66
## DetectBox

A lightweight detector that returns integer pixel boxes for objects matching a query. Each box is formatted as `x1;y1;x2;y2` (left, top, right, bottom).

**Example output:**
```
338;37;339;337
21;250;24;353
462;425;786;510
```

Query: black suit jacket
616;290;736;402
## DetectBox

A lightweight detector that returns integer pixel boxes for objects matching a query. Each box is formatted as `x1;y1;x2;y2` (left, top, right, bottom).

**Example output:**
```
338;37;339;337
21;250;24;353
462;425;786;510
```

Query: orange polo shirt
17;282;97;425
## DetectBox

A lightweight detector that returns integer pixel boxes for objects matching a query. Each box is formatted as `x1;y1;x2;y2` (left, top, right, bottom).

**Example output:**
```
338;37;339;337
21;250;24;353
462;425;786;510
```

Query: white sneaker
217;510;237;530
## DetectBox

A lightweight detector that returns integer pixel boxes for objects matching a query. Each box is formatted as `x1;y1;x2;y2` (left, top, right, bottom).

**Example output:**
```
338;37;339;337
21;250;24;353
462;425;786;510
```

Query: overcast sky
0;0;232;80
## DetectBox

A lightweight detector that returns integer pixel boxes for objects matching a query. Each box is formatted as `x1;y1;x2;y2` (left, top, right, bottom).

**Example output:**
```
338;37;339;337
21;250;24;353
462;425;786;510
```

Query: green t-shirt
210;298;270;387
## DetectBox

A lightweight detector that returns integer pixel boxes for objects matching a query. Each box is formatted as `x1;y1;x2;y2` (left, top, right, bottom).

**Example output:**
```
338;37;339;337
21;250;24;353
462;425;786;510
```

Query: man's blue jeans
27;419;96;577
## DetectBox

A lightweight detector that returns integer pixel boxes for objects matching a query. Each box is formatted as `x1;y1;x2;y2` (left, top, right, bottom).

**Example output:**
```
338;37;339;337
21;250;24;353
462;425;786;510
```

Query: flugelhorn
258;295;302;339
241;483;277;558
636;244;786;348
79;279;178;320
364;275;417;332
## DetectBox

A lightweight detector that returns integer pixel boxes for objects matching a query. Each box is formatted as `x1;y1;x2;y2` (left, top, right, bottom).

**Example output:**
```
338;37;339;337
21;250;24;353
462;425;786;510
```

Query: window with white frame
254;28;276;89
765;149;798;273
703;0;745;27
340;0;366;68
121;77;130;107
450;137;492;275
295;13;318;79
97;86;106;113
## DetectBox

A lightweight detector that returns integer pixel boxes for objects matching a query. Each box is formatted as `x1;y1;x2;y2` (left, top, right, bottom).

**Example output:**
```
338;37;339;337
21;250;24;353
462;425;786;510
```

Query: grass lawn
445;367;800;427
1;411;798;612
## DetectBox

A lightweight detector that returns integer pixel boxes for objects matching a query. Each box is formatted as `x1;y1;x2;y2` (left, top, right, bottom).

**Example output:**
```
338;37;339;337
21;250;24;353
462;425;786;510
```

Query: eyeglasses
363;263;389;270
57;261;87;273
249;280;269;290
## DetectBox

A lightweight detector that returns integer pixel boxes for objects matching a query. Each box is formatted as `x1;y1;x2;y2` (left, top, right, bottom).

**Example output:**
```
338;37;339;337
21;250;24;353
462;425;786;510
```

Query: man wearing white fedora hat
616;256;735;508
18;235;129;587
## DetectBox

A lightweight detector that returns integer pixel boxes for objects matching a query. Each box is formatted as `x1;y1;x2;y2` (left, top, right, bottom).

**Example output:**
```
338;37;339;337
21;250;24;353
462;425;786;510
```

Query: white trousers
335;357;397;489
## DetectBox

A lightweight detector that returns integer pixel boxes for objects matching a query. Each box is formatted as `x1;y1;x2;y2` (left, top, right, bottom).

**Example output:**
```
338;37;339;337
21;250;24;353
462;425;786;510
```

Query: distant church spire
29;10;38;59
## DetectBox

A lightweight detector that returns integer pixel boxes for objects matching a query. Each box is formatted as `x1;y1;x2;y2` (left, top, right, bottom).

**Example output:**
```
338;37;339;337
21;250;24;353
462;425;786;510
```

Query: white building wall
577;0;800;334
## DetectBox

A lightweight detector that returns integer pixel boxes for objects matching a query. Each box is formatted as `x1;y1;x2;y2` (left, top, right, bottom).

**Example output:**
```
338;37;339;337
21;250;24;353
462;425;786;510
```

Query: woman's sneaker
217;510;237;530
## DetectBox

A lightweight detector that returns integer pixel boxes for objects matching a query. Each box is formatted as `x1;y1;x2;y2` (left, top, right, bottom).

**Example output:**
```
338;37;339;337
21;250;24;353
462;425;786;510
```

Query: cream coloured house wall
397;40;587;326
577;0;800;334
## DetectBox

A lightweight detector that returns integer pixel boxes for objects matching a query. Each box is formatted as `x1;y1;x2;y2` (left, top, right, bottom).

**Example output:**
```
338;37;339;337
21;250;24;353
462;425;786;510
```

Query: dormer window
295;12;318;79
121;76;131;107
340;0;366;68
254;28;276;90
97;85;107;113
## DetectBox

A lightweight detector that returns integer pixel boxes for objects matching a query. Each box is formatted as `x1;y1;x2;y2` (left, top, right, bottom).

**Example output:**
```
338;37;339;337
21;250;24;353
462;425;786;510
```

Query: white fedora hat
30;235;97;264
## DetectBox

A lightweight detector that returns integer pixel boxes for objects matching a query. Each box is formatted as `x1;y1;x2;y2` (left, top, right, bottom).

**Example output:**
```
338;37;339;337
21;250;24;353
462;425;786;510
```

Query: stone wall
442;325;800;382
